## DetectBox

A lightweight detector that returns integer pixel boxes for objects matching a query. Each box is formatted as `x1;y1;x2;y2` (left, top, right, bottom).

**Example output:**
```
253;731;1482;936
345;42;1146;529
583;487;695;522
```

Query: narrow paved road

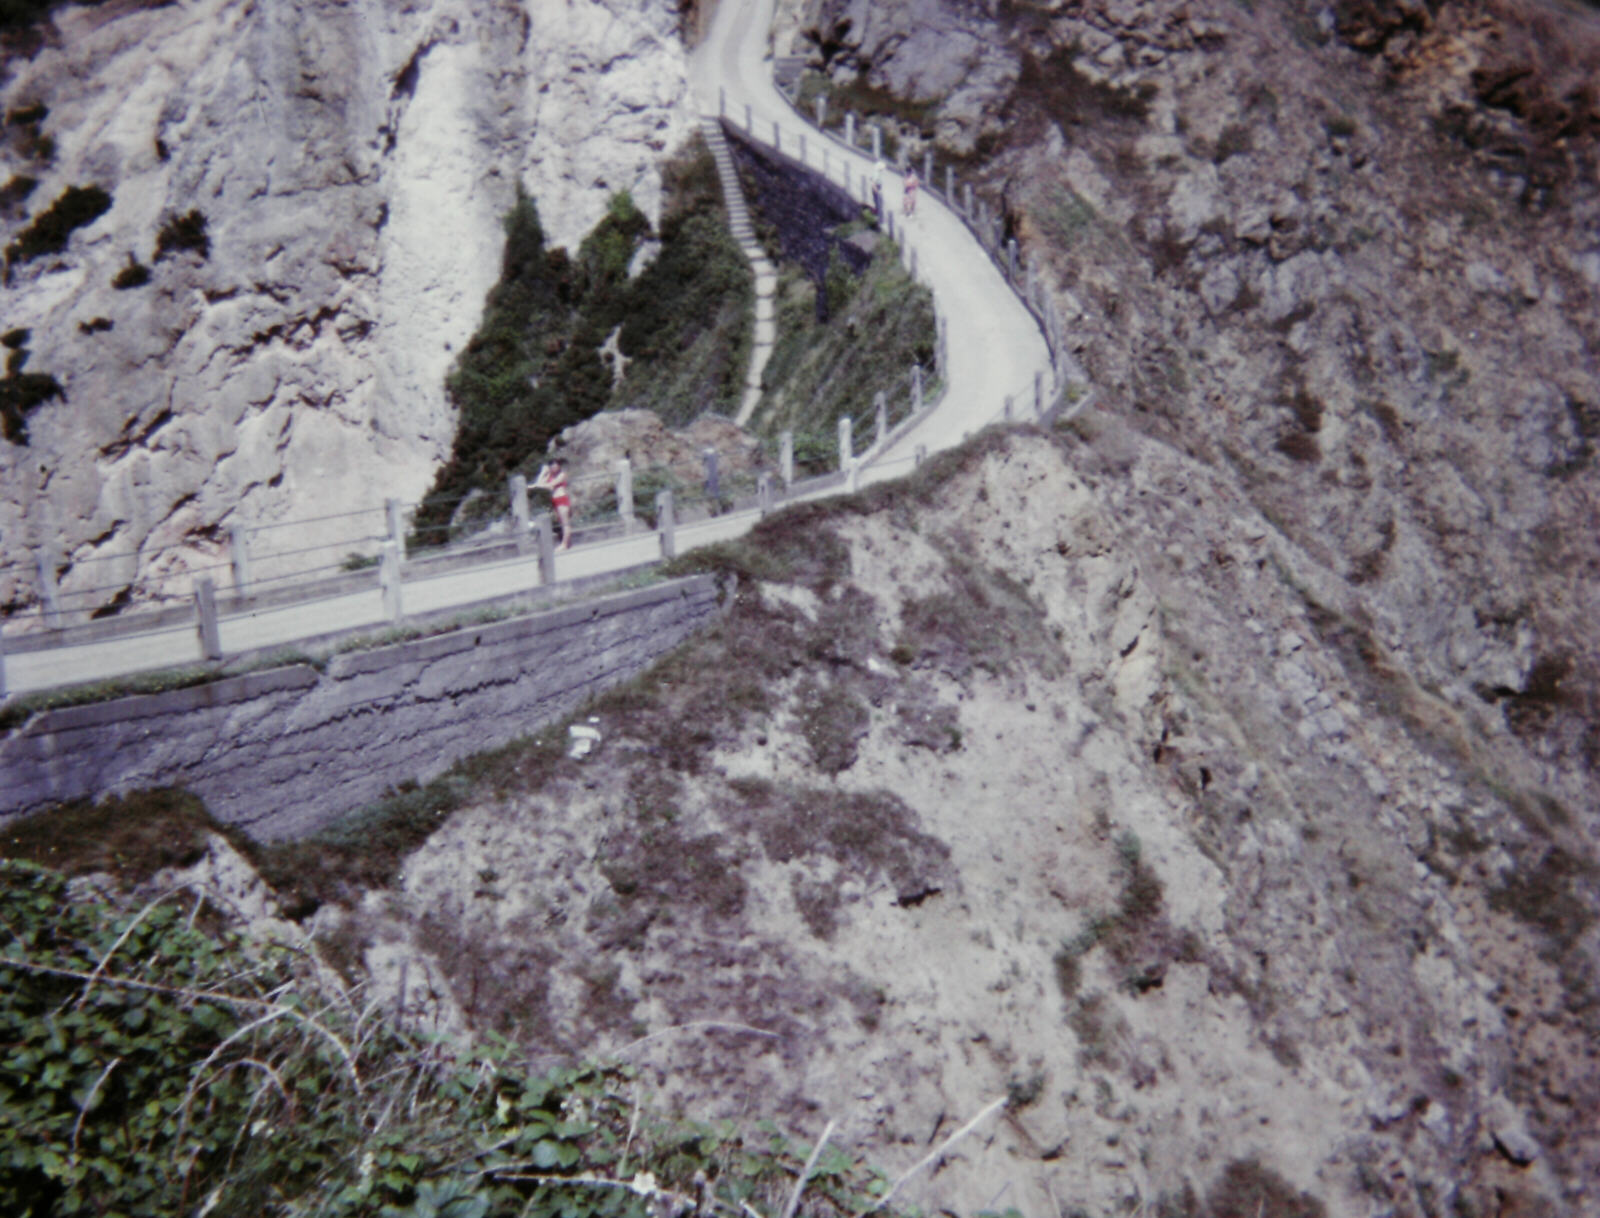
1;0;1056;699
689;0;1053;471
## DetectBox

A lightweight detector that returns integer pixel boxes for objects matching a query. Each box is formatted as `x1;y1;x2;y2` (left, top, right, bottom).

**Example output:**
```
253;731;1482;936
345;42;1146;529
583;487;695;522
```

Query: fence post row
35;551;61;629
656;491;676;561
837;416;853;470
195;576;223;661
616;458;635;533
509;473;532;556
780;431;795;489
379;540;403;624
386;498;407;561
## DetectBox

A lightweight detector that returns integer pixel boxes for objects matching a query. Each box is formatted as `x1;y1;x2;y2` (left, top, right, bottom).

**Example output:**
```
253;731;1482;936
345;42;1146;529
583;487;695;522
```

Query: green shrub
153;208;208;260
111;253;150;288
414;135;752;542
0;859;904;1216
4;183;111;266
0;333;62;444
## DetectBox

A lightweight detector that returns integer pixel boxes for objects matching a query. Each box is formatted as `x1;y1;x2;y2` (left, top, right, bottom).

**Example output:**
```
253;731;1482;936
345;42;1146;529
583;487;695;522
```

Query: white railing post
509;473;532;555
195;576;222;660
963;182;973;218
386;498;407;561
758;472;774;515
875;391;888;448
656;491;676;560
844;112;855;148
780;431;795;489
945;165;954;201
871;125;882;160
379;540;403;623
534;513;555;584
703;447;720;504
816;96;826;127
229;526;252;593
35;551;61;629
615;458;635;533
837;415;853;470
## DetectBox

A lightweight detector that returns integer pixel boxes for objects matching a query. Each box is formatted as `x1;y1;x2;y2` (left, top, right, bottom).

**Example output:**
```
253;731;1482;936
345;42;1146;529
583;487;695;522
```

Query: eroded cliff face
307;429;1599;1218
0;0;689;612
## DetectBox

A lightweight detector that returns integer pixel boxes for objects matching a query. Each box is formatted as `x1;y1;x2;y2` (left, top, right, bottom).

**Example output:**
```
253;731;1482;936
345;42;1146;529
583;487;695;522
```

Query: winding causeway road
0;0;1056;698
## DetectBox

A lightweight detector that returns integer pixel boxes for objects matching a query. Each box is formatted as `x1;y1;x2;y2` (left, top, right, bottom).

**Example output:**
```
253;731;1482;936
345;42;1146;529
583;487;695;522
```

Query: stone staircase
701;115;776;426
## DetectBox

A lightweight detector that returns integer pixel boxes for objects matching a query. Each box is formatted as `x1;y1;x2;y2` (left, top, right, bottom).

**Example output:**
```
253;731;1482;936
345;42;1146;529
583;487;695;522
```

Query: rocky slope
0;0;689;614
287;426;1598;1218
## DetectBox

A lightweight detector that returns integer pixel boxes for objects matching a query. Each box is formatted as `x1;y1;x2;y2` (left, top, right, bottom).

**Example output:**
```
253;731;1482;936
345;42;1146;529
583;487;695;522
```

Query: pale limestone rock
0;0;690;615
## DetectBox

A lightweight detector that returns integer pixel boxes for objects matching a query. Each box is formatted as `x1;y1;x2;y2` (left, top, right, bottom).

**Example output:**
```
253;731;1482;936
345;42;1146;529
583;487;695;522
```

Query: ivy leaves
0;860;897;1218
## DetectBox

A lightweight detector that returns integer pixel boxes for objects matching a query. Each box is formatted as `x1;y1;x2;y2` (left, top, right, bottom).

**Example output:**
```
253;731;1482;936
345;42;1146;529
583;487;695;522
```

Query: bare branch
782;1119;837;1218
867;1095;1007;1213
70;1056;121;1158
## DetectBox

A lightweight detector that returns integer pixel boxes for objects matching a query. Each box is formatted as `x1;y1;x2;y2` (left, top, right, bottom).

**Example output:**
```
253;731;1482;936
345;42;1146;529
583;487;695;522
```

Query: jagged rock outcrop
0;0;690;616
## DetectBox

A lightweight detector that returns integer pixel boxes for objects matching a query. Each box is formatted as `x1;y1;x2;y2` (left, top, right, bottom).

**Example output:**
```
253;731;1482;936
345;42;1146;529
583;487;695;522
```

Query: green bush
414;136;751;542
153;208;209;261
4;183;111;266
0;858;903;1216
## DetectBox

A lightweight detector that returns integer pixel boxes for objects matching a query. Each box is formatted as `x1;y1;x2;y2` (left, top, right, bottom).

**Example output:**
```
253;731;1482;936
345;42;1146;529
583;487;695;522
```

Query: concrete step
755;299;775;322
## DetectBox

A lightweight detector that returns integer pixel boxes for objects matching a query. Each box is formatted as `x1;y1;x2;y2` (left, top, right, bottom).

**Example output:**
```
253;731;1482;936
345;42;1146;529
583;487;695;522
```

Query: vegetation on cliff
414;135;753;541
0;853;903;1216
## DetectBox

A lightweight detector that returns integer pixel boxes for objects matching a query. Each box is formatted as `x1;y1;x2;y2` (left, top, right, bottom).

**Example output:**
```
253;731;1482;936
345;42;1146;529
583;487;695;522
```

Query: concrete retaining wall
0;575;725;840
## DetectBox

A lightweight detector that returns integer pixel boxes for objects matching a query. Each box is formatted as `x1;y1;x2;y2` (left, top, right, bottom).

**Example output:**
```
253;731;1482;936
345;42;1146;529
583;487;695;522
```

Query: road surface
0;0;1056;698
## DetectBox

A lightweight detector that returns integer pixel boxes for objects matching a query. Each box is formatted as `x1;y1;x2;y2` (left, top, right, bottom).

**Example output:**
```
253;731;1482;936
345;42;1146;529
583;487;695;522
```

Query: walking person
903;166;919;217
533;457;573;550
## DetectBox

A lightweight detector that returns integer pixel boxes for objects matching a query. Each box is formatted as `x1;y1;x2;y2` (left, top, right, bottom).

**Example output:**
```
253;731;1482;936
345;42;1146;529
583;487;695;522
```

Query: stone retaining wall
0;575;725;840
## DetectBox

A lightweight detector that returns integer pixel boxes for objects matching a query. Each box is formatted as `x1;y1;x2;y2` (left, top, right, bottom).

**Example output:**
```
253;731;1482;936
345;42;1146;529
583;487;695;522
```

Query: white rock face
0;0;689;615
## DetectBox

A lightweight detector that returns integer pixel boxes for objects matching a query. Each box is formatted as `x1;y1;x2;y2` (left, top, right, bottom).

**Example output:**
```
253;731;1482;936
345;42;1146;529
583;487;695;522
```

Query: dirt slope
312;425;1596;1218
